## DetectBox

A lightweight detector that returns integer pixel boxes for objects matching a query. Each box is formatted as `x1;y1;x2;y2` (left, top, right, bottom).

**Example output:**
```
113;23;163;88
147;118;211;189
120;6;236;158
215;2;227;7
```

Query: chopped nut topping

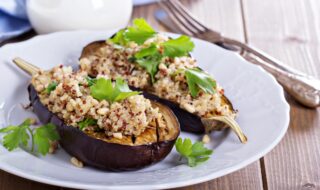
202;134;211;144
70;157;83;168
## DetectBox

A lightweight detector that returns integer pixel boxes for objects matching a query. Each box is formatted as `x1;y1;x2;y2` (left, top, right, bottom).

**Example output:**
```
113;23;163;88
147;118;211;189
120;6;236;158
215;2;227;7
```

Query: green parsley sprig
0;118;60;155
90;77;140;103
109;18;156;45
46;82;58;94
131;35;195;83
86;76;97;87
162;35;195;58
185;68;217;98
109;18;195;83
132;44;162;83
175;137;213;167
110;18;216;98
78;118;97;130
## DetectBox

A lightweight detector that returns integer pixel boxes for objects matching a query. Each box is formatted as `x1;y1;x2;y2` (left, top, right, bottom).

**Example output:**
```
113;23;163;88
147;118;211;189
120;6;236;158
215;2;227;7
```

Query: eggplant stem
13;57;40;76
13;58;42;152
203;116;247;143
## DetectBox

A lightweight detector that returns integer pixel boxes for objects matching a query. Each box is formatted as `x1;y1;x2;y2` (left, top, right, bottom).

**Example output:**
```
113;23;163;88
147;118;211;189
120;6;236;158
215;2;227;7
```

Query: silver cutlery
156;0;320;108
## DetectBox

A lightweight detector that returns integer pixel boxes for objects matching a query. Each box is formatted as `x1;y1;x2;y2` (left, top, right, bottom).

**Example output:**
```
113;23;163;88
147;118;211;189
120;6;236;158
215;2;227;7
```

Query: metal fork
157;0;320;108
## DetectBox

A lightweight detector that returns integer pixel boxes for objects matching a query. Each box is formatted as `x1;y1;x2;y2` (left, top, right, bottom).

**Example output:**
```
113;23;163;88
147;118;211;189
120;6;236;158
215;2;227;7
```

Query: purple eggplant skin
80;41;234;134
130;86;205;134
28;85;179;171
137;88;235;134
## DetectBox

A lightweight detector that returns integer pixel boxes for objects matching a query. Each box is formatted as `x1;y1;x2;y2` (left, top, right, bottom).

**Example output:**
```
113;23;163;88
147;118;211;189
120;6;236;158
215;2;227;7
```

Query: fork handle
223;38;320;108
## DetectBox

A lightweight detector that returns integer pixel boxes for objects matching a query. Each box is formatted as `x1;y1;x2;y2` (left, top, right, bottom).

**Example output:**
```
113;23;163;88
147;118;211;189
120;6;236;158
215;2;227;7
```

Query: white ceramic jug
26;0;133;34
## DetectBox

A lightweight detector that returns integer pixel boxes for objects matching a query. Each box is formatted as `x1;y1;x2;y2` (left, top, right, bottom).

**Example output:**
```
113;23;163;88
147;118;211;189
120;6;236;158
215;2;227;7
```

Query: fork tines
158;0;209;35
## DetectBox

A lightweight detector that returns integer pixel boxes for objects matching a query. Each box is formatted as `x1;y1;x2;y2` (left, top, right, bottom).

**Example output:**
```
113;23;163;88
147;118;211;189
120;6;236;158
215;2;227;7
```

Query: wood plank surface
242;0;320;189
0;172;61;190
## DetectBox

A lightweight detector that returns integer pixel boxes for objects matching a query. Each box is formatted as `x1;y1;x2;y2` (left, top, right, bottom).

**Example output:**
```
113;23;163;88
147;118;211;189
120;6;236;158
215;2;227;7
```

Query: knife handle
223;38;320;108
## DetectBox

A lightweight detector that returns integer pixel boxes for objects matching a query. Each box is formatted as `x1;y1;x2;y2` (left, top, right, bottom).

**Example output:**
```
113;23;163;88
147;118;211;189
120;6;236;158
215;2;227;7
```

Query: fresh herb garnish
136;58;161;84
78;118;97;130
128;33;194;83
86;76;97;87
125;18;156;45
185;68;216;98
0;119;59;156
109;29;127;46
46;82;58;94
132;36;195;83
109;18;156;46
90;78;140;102
109;19;196;83
134;43;159;59
162;35;195;58
134;44;162;83
111;19;217;98
175;137;213;167
33;123;60;155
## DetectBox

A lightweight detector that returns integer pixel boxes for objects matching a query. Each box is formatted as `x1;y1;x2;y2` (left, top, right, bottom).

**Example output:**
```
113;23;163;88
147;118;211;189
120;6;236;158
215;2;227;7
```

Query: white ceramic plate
0;31;290;190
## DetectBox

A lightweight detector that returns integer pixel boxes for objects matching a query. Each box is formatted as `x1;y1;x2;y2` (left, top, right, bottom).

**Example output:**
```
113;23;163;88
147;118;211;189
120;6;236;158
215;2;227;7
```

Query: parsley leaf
136;58;160;84
0;125;20;133
190;141;213;157
134;43;158;59
78;118;97;130
86;76;97;87
0;119;60;156
90;78;140;102
109;18;156;46
34;123;59;155
46;82;58;94
108;29;127;45
125;18;156;45
113;78;141;102
109;19;194;57
2;125;29;151
109;20;199;86
132;35;195;83
1;121;30;151
134;44;162;83
90;78;113;101
175;137;213;167
185;68;216;98
175;138;193;157
162;35;195;58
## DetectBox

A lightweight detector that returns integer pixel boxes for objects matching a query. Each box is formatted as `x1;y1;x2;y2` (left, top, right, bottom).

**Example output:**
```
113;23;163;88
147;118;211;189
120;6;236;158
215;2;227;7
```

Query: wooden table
1;0;319;189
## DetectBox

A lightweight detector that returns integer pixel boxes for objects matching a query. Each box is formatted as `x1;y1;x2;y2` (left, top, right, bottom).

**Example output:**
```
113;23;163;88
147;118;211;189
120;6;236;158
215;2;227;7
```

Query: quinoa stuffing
31;65;165;138
80;27;236;120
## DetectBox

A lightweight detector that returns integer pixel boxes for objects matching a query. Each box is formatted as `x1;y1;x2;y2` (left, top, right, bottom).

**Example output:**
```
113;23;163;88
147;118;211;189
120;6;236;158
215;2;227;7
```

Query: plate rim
0;30;290;190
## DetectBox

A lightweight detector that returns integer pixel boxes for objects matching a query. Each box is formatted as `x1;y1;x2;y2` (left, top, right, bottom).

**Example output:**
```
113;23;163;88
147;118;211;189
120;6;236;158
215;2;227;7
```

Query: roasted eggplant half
15;59;180;171
79;33;247;143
